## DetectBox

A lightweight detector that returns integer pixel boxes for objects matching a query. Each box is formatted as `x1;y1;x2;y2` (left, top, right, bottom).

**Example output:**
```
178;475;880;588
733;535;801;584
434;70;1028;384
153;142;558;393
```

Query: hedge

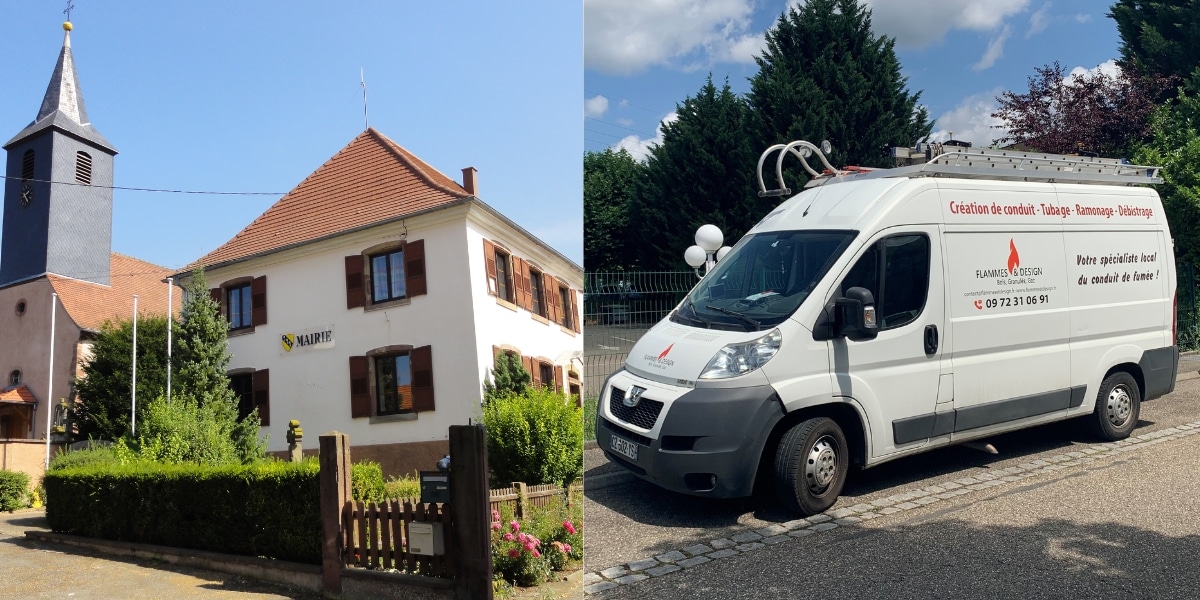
43;460;322;564
0;469;29;512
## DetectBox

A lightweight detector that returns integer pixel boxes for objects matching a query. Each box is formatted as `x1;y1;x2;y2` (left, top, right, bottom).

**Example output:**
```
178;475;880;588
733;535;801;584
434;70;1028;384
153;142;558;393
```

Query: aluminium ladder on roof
756;141;1164;198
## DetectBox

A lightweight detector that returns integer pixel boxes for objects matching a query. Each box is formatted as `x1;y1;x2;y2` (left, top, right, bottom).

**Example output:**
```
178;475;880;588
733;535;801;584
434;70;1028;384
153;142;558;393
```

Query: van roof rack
756;141;1163;197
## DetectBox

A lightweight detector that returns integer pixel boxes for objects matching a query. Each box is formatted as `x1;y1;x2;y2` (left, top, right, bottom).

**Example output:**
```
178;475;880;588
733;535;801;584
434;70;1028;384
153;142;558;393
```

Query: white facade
184;200;582;457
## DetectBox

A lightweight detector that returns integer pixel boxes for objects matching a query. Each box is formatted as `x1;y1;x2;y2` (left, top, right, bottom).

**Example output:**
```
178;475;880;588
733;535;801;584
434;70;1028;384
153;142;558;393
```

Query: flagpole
44;293;58;469
166;278;173;402
131;294;138;437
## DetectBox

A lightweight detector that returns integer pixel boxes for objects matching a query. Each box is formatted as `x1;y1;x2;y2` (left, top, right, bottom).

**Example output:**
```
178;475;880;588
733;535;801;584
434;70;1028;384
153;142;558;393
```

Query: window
529;266;545;317
484;239;516;303
228;369;270;425
227;284;252;330
8;370;19;386
349;346;435;419
538;363;555;389
14;300;26;317
370;248;407;303
75;151;92;185
841;234;930;330
21;150;34;181
344;240;426;309
230;373;254;420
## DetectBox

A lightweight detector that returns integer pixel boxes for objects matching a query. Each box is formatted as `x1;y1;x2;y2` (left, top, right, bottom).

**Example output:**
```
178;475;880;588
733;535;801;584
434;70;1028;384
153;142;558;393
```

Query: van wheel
774;417;848;516
1088;372;1141;441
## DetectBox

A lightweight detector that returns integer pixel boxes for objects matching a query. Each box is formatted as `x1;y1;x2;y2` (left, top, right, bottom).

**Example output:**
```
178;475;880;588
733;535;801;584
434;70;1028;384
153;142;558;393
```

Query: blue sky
585;0;1123;161
0;2;583;270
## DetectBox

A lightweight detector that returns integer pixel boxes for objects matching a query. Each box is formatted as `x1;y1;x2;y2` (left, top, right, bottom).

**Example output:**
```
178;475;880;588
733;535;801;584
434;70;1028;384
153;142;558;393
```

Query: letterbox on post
420;471;450;504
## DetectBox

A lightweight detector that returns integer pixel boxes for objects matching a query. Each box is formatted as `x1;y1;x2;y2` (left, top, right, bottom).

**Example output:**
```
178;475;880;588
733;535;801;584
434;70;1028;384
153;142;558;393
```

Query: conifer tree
484;353;531;401
584;148;643;272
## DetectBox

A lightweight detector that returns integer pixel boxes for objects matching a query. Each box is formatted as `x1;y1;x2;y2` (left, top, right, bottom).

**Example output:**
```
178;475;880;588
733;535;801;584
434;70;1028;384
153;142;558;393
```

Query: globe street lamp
685;224;732;278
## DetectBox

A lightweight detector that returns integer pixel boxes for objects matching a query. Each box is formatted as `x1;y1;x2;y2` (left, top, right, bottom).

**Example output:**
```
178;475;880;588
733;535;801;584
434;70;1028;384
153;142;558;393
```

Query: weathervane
63;0;75;21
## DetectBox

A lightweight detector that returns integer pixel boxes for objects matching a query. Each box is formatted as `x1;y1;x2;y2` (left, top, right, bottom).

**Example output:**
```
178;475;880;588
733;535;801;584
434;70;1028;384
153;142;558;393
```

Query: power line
0;174;284;196
584;117;659;138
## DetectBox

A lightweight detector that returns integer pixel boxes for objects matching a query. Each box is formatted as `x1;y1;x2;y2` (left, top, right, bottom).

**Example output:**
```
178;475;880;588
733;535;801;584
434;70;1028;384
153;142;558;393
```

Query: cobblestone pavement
0;511;319;599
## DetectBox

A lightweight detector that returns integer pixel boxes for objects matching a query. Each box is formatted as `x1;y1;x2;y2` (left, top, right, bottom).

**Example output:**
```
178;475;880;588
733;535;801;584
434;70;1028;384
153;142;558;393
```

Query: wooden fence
489;481;583;519
342;499;455;577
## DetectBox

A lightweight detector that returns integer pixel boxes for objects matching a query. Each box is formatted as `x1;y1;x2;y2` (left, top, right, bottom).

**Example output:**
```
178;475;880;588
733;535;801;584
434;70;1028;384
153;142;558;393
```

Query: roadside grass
583;397;597;441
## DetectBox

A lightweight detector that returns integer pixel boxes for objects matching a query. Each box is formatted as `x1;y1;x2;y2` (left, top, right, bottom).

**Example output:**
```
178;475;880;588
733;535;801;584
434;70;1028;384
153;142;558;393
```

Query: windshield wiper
705;305;761;330
685;298;712;327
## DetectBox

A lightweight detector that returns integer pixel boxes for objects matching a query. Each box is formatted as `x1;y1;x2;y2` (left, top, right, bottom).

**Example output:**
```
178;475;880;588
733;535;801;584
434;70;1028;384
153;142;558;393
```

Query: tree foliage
482;387;582;487
174;269;237;408
119;393;265;465
748;0;931;180
634;75;763;271
584;148;643;272
1110;0;1200;92
1132;92;1200;266
992;62;1162;157
484;353;531;402
73;314;172;441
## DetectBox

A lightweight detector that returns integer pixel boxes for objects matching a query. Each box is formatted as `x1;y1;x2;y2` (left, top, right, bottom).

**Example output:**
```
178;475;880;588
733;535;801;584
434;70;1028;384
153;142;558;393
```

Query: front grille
600;418;653;446
608;386;664;430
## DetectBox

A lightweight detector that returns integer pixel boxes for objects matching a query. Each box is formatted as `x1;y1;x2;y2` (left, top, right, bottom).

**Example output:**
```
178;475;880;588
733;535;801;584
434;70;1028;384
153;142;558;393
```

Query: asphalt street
584;361;1200;598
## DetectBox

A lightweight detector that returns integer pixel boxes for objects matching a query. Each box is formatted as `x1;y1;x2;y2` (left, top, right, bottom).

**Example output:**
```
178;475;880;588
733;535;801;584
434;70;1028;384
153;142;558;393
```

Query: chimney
461;167;478;196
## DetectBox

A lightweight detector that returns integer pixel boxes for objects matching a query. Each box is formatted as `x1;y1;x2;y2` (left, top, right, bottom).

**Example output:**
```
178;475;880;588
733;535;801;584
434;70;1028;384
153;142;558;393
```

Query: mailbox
419;471;450;504
408;521;445;556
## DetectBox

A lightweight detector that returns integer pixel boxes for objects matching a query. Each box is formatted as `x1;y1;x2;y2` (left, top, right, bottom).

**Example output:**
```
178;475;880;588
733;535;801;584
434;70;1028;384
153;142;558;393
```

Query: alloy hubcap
1106;385;1133;427
805;436;838;493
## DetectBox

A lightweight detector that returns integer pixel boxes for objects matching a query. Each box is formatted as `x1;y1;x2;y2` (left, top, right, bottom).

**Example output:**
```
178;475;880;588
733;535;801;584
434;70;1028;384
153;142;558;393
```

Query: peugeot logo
624;386;646;408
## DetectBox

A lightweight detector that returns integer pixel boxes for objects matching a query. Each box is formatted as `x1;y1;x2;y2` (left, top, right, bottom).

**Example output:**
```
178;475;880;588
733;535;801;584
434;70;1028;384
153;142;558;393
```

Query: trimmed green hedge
43;460;321;564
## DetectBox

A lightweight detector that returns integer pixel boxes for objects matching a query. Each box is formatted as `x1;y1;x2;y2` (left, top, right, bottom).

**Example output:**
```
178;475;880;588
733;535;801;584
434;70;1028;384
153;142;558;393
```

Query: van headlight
699;329;782;379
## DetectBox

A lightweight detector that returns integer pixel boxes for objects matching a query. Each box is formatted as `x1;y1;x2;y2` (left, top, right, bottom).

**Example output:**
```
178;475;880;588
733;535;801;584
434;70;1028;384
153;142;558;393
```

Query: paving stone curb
582;419;1200;595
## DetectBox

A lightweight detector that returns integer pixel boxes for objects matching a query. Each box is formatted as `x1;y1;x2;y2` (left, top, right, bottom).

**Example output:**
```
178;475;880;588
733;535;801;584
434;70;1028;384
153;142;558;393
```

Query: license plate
609;434;639;462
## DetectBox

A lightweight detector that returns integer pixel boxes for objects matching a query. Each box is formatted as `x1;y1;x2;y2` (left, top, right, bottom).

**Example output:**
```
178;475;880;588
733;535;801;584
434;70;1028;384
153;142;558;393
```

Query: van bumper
596;378;785;498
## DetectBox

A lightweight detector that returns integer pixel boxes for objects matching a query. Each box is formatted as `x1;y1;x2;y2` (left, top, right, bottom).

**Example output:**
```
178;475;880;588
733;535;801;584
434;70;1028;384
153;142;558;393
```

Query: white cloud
585;95;610;119
1068;59;1120;80
614;112;678;161
972;25;1011;71
1027;2;1050;38
861;0;1029;48
927;88;1007;148
584;0;758;75
616;118;634;127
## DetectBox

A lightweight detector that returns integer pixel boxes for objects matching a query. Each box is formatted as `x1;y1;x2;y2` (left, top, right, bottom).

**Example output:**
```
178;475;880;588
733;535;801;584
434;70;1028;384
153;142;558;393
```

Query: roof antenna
360;67;369;131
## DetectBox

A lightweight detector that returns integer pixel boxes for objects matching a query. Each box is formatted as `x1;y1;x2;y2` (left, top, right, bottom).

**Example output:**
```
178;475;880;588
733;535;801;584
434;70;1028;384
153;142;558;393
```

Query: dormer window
75;151;92;185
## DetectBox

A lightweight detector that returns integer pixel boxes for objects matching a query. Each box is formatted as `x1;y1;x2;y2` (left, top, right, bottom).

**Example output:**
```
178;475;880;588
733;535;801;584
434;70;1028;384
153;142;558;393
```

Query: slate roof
48;253;178;332
189;128;471;270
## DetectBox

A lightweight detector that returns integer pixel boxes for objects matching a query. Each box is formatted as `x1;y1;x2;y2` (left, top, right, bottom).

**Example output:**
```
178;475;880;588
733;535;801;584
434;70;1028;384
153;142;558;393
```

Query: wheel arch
753;400;869;494
1102;362;1145;403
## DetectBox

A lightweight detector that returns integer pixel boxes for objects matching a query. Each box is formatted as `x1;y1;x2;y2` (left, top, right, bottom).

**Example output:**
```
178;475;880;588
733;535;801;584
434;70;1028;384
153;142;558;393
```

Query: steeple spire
3;20;114;152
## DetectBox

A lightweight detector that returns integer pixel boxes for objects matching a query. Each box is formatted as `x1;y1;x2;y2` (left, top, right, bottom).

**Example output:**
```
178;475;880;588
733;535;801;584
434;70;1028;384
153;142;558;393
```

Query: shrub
350;461;386;503
43;459;321;563
384;472;421;500
128;394;265;466
48;444;119;472
0;470;29;512
490;496;582;587
482;387;583;487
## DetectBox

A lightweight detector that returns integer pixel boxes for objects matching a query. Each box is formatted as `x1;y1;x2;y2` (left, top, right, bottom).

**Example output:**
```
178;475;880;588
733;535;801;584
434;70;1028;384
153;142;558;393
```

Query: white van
596;142;1179;515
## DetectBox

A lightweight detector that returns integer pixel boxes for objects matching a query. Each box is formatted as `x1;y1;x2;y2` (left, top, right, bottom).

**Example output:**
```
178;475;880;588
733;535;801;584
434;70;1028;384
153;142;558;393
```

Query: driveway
0;511;319;599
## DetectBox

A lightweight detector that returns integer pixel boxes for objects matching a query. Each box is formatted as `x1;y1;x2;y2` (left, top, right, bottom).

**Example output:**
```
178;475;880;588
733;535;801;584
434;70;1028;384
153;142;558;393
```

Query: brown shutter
345;256;365;309
251;275;268;326
521;356;537;387
542;272;557;321
483;239;498;297
253;368;270;426
405;239;427;297
493;345;504;367
411;345;435;412
553;365;564;393
510;257;523;308
209;287;222;317
517;258;533;311
349;356;371;418
569;288;581;333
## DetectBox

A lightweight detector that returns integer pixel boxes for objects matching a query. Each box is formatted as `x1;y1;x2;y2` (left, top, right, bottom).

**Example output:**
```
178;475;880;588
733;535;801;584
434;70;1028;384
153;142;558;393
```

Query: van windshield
673;230;856;331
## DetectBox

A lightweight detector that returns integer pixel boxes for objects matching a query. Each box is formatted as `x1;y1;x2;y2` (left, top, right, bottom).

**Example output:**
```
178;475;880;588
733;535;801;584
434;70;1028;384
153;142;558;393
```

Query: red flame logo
658;344;675;360
1007;239;1020;274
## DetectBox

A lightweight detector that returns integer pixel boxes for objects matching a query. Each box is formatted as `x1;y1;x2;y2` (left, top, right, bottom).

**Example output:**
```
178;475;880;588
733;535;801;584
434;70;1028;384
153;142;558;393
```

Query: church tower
1;20;116;286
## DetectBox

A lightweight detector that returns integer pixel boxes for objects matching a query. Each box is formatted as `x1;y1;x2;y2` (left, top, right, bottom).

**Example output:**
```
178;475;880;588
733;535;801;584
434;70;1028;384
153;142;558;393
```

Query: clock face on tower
19;182;32;208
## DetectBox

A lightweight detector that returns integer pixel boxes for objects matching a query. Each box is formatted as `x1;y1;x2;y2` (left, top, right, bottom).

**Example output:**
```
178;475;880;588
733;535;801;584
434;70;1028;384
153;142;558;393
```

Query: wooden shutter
493;345;504;367
543;272;557;321
553;365;564;393
251;276;268;326
349;356;371;418
569;288;581;333
209;287;222;316
411;346;435;412
253;368;270;426
483;239;498;297
516;258;533;311
405;239;427;297
521;355;538;387
345;256;365;309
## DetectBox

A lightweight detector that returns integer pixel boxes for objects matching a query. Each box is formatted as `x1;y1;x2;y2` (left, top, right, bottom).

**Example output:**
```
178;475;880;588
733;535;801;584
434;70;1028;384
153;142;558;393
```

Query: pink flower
517;533;528;543
524;542;536;552
508;549;519;558
563;521;577;535
510;520;520;532
564;544;571;553
503;533;514;541
491;521;501;530
532;549;541;558
492;509;500;520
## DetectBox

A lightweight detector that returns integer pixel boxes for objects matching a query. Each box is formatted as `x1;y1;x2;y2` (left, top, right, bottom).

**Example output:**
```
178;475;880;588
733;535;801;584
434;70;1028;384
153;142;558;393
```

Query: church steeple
4;22;114;153
1;20;115;287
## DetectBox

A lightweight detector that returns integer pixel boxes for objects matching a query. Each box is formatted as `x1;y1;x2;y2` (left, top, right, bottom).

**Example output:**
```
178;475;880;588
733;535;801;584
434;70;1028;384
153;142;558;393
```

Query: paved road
0;511;319;599
584;362;1200;597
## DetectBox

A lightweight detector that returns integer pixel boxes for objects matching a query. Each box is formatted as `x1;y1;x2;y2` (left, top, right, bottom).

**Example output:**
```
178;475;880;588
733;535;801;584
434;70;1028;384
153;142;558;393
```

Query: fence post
319;432;351;598
450;424;493;600
512;481;528;520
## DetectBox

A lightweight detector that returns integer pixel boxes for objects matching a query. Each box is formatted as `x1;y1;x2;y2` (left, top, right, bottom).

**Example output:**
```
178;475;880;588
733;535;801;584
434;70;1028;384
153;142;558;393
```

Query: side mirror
834;287;878;341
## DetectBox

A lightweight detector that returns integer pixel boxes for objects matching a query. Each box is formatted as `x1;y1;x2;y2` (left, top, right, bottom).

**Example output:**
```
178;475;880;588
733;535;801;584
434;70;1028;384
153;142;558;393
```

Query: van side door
827;226;947;458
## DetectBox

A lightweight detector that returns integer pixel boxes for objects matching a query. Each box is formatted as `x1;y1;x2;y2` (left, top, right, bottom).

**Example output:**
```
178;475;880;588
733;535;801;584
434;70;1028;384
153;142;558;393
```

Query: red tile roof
48;253;178;331
0;385;36;404
190;128;471;269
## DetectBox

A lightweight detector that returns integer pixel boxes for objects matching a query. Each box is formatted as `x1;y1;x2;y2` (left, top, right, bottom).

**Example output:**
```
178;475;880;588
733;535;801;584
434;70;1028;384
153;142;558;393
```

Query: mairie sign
281;325;335;355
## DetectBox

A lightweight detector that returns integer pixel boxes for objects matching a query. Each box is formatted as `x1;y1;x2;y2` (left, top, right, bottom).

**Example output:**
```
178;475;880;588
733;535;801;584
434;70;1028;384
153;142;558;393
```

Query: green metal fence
583;271;696;399
1178;263;1198;352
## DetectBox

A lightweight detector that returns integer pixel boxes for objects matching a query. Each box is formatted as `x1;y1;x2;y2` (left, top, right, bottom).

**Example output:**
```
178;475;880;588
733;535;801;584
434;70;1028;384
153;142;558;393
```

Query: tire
1087;371;1141;441
774;417;849;516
